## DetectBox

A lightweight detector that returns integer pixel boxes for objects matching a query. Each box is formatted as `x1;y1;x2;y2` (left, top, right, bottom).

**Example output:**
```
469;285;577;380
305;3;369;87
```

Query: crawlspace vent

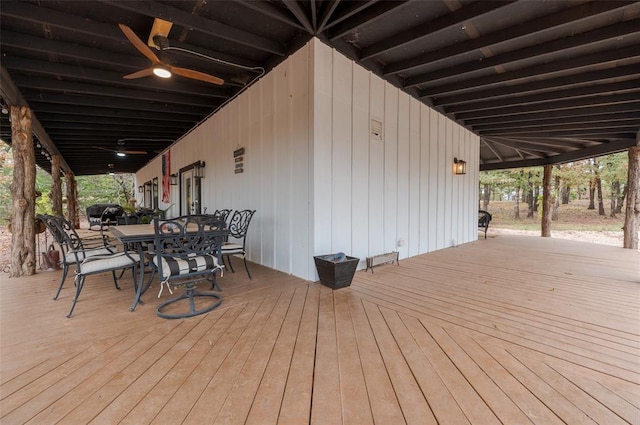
371;119;383;141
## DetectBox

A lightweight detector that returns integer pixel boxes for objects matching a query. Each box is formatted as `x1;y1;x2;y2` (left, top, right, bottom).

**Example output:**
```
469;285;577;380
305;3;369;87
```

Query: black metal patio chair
47;215;140;317
152;215;227;319
221;209;256;280
38;214;117;301
478;210;492;239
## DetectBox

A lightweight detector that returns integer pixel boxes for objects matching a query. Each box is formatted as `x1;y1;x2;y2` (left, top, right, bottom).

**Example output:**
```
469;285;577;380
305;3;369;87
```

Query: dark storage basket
314;255;359;289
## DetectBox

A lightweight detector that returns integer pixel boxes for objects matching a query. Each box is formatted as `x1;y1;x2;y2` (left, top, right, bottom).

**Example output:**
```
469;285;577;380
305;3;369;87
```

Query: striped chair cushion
221;243;244;256
153;253;221;280
65;246;115;263
79;252;140;274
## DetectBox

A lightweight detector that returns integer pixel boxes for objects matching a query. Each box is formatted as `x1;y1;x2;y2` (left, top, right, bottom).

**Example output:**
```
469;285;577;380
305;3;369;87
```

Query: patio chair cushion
153;253;221;280
65;246;115;263
79;252;140;274
221;242;244;256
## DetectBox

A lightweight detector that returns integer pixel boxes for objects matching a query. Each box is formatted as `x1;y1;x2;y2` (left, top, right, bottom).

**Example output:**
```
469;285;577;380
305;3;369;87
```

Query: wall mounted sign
233;147;245;174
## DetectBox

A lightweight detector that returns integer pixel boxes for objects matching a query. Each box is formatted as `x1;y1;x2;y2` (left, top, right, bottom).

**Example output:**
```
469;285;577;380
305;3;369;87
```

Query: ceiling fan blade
93;146;147;155
93;145;117;153
118;24;160;64
123;67;154;79
170;66;224;85
148;18;173;48
121;149;148;155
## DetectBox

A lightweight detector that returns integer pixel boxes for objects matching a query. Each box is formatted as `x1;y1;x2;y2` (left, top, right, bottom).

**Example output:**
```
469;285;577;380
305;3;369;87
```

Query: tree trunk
623;139;639;249
9;106;36;277
482;184;490;210
51;154;63;216
610;180;620;218
552;175;560;221
66;172;79;228
561;185;570;204
513;187;520;219
541;164;552;237
616;185;626;214
596;176;605;216
526;172;535;218
588;178;596;209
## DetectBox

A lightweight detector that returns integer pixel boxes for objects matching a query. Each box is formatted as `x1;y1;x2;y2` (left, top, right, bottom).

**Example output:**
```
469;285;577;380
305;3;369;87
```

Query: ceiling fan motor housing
152;34;169;50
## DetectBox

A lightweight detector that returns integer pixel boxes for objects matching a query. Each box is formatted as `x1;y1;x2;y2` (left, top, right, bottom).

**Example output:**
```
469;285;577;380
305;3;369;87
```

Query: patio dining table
109;223;229;312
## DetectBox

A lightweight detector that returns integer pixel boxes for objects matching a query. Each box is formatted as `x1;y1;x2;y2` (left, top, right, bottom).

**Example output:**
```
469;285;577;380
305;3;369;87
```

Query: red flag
162;150;171;203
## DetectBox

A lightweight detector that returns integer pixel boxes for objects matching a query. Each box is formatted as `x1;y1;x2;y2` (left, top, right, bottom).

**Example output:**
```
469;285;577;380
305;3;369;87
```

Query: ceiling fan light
116;151;126;157
152;65;172;78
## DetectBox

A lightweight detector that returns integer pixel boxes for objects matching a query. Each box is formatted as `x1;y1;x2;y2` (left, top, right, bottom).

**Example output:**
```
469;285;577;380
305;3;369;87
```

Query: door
180;169;202;215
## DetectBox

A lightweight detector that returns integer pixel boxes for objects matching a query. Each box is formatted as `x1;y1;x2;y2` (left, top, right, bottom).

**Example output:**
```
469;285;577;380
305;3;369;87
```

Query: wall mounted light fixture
453;157;467;175
138;185;143;193
170;173;178;185
194;161;205;179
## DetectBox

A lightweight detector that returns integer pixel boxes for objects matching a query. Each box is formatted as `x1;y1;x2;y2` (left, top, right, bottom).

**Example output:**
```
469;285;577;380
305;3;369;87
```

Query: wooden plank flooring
1;235;639;424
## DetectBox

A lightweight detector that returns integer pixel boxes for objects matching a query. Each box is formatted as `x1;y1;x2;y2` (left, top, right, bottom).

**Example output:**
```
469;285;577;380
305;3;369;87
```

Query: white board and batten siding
136;38;479;281
311;39;479;272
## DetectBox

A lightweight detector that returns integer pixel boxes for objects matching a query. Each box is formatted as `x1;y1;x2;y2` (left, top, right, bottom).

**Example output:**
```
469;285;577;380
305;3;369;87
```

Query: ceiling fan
93;141;148;156
118;18;224;85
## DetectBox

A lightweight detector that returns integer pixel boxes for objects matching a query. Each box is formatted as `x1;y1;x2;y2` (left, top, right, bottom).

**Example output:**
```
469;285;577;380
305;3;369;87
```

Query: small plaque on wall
233;147;245;174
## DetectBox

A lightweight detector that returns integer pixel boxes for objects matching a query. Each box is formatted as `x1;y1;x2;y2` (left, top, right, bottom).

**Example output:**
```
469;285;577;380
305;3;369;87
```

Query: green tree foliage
0;142;135;223
480;152;629;219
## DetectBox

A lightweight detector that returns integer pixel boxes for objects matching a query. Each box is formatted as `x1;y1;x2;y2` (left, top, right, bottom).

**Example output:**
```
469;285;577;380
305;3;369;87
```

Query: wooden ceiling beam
444;80;640;114
419;45;640;97
405;18;640;88
22;91;211;116
0;66;71;174
361;1;512;60
480;138;638;171
384;1;632;75
435;64;640;106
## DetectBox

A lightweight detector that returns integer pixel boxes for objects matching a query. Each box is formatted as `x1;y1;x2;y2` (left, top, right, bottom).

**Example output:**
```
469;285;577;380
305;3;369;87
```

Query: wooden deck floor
1;235;639;424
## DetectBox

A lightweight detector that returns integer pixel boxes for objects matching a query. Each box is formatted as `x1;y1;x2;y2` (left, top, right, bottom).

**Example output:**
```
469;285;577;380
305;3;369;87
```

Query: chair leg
67;275;85;318
243;257;252;280
226;255;236;273
53;264;69;300
111;270;121;290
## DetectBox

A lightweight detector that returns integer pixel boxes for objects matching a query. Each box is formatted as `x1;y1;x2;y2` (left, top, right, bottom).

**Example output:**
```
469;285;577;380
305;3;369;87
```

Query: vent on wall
371;119;383;141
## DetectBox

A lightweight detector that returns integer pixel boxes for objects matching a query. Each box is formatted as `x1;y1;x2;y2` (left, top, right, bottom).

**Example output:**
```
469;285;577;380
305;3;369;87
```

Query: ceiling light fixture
152;64;172;78
116;151;126;157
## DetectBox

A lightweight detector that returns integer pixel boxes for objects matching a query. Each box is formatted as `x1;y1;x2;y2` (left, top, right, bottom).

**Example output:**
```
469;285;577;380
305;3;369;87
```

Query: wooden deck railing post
541;164;553;237
9;105;36;277
623;132;639;249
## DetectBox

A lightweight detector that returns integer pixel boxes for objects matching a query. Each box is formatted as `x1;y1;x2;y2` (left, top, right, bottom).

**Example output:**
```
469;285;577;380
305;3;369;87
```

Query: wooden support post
623;133;639;249
51;154;63;216
541;164;552;237
66;172;79;229
9;106;36;277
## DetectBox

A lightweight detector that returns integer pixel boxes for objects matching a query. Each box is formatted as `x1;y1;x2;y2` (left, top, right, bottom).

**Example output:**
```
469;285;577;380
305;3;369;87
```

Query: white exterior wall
311;39;479;268
136;38;480;281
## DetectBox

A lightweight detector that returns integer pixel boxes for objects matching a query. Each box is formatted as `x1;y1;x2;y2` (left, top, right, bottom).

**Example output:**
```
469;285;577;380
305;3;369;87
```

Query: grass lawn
483;199;625;232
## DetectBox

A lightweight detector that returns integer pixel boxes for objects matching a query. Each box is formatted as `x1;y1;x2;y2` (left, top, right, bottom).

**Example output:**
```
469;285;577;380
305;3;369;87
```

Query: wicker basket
313;254;359;289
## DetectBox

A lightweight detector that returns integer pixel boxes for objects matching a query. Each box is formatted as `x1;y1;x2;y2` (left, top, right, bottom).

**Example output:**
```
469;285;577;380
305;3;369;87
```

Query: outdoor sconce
194;161;205;179
453;158;467;175
170;173;178;185
138;185;143;193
